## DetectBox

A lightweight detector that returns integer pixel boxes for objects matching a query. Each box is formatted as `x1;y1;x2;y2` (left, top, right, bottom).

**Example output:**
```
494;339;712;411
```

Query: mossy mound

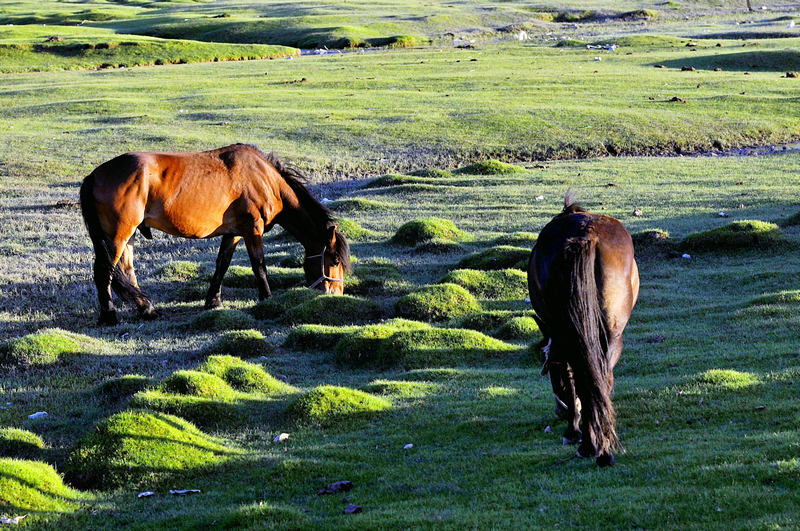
223;266;304;290
362;174;421;189
380;328;520;369
129;391;241;428
413;238;464;254
392;218;470;246
493;231;538;246
457;246;530;270
409;168;454;178
160;370;238;400
283;294;382;325
333;324;397;366
207;329;272;358
681;220;785;251
781;211;800;227
457;310;520;333
158;260;202;282
250;288;319;320
395;284;481;322
362;380;438;398
348;259;403;295
330;198;400;212
456;159;523;175
0;458;83;512
748;289;800;306
0;428;44;458
284;324;360;351
191;309;257;331
632;228;672;248
439;269;528;300
0;328;101;368
336;218;380;241
64;410;234;489
200;355;296;395
286;385;391;426
698;369;760;390
94;374;151;401
495;316;541;341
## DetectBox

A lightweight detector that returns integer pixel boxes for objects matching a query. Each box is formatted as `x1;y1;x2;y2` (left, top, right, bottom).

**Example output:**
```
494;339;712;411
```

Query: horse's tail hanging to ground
563;230;620;457
79;173;137;303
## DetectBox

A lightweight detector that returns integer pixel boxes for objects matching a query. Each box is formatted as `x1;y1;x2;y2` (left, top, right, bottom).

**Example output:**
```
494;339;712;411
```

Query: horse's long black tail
562;232;620;456
79;174;137;304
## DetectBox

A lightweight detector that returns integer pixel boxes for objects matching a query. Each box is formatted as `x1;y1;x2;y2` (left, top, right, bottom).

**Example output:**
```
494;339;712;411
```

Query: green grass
286;385;392;426
159;370;238;400
495;316;542;341
191;308;257;331
283;294;383;325
200;355;296;394
0;428;45;458
456;159;524;175
395;283;482;322
0;329;104;368
249;288;320;320
93;375;152;401
457;246;530;270
391;218;471;246
0;458;87;513
206;329;272;358
439;268;528;300
681;220;786;250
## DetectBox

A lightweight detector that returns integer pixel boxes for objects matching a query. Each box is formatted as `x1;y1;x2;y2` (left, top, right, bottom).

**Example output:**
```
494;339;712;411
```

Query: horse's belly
145;202;234;239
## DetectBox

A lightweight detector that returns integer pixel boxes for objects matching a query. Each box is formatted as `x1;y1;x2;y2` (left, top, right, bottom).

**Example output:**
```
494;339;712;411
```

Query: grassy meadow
1;1;800;529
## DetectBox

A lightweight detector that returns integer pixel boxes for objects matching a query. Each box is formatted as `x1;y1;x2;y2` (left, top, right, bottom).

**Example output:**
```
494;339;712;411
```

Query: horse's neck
276;188;325;254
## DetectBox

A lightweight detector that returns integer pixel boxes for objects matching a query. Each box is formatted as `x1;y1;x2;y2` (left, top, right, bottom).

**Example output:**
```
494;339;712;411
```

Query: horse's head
304;224;350;295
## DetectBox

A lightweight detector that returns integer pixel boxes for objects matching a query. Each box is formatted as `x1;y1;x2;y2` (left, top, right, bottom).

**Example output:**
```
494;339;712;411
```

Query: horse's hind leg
205;235;241;309
113;236;157;319
243;232;272;300
551;362;581;445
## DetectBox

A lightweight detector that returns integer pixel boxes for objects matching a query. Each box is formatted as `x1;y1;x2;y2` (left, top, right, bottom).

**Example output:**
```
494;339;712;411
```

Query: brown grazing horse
80;144;350;325
527;191;639;467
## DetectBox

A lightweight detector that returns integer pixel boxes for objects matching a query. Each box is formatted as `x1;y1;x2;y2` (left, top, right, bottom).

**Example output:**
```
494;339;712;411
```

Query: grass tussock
347;259;402;295
335;218;380;241
93;375;151;401
457;246;530;270
207;329;272;358
493;231;537;246
191;309;257;331
413;238;464;254
333;320;432;367
363;380;438;398
283;294;383;325
362;174;422;189
748;289;800;306
0;328;103;368
681;220;785;251
286;385;391;426
439;268;528;300
0;428;45;458
284;324;360;351
456;159;523;175
200;355;296;395
249;288;319;320
494;316;541;341
392;218;470;246
64;410;235;489
224;265;303;290
698;369;761;390
381;328;521;369
330;198;400;212
158;260;202;282
395;284;481;322
160;370;238;400
0;458;84;513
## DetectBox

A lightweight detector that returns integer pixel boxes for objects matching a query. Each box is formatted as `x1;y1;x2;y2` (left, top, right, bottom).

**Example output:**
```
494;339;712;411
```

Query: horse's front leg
243;232;272;300
205;235;241;309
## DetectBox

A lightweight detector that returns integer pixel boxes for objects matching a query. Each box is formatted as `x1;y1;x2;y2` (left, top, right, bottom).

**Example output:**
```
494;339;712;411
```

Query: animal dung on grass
0;428;45;459
395;284;481;322
438;269;528;300
286;385;392;426
456;246;530;270
391;218;470;246
191;309;257;331
0;458;84;513
207;329;272;358
0;328;103;369
64;410;235;489
681;220;785;250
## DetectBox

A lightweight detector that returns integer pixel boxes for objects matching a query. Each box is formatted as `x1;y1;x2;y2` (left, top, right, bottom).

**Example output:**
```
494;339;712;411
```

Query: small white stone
682;253;691;259
403;443;414;450
273;433;290;443
27;411;47;420
544;426;552;433
138;491;155;498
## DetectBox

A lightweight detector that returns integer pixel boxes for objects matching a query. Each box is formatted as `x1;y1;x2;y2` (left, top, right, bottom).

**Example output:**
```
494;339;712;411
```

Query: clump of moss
200;355;296;395
363;380;438;398
681;220;785;251
698;369;760;390
347;258;402;295
65;410;234;489
493;231;537;246
395;284;481;322
286;385;391;426
160;370;238;400
457;246;530;270
94;374;151;401
336;218;380;241
0;428;44;458
439;269;528;300
748;289;800;306
409;168;454;178
495;316;541;340
413;238;465;254
283;294;382;325
392;218;470;246
207;329;272;358
158;260;202;282
380;328;520;369
330;198;400;212
1;458;84;512
456;159;523;175
0;328;100;368
191;309;257;331
250;288;319;320
284;324;360;351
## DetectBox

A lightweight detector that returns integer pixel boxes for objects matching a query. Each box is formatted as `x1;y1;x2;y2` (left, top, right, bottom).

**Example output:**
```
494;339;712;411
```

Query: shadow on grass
654;50;800;72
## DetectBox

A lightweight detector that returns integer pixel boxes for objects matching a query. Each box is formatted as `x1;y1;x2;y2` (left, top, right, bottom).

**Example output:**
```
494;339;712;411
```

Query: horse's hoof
596;454;615;468
577;442;594;458
98;311;118;326
562;435;581;446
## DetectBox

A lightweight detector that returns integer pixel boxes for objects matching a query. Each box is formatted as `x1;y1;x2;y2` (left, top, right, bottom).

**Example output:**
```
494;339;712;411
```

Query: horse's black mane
243;144;351;271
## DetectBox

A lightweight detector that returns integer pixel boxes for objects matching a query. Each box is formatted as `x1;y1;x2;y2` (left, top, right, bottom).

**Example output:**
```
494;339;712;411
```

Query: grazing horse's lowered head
527;191;639;467
80;144;351;325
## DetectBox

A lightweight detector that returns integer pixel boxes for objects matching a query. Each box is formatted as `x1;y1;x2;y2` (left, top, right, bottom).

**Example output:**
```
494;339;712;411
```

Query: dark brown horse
80;144;350;325
527;191;639;467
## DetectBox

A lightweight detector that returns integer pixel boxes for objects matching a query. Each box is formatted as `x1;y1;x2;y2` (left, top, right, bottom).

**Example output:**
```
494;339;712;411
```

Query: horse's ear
326;223;337;248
